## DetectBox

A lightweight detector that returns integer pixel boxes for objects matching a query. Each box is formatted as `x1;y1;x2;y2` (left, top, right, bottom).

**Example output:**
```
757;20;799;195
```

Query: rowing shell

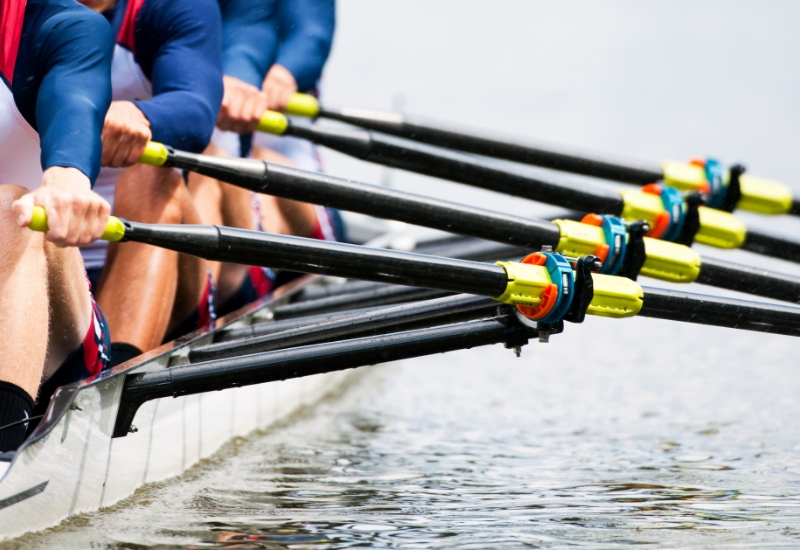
0;274;358;541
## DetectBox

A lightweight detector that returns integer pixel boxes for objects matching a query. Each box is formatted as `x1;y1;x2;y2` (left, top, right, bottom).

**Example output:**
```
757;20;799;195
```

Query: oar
282;93;796;217
27;207;800;337
136;143;800;305
112;282;800;438
252;110;800;263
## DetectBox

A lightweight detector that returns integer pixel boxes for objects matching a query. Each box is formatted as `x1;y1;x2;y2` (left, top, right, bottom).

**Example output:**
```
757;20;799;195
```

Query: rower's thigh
42;239;94;378
0;184;88;394
114;164;185;224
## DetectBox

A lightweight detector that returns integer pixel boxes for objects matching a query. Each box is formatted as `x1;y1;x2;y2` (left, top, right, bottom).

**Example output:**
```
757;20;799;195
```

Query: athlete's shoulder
26;0;111;32
139;0;221;29
25;0;113;53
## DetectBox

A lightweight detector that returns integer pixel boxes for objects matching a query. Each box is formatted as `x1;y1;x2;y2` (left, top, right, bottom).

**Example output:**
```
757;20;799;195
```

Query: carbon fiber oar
283;93;797;217
28;207;800;335
134;144;800;305
250;112;800;264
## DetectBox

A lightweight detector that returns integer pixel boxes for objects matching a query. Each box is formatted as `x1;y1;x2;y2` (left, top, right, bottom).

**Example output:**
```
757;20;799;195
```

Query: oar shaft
113;315;531;437
123;221;510;298
156;148;800;306
742;229;800;264
164;147;562;249
318;106;664;184
285;124;625;214
189;293;497;362
639;286;800;336
272;285;450;320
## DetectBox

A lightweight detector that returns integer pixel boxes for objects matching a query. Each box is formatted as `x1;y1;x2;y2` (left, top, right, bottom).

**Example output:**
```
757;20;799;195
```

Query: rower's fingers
11;192;35;228
38;189;72;245
101;123;126;168
88;196;111;243
125;137;150;168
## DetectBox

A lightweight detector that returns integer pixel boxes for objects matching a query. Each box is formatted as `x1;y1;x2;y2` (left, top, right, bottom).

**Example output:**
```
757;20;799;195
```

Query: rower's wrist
41;166;92;193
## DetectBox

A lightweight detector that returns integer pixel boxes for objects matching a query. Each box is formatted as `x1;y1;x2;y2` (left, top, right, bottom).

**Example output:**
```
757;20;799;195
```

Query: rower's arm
133;0;223;153
274;0;335;92
218;0;279;89
22;4;114;184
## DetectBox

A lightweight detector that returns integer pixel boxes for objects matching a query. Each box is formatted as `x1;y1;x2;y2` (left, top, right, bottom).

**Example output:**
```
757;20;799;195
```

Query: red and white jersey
82;0;155;270
0;0;42;192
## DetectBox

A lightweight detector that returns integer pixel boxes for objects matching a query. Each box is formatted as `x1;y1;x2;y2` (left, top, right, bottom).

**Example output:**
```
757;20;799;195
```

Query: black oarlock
113;315;536;438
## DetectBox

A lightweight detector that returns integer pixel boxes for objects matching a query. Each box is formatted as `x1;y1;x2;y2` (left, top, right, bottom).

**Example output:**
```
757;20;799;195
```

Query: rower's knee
113;165;188;224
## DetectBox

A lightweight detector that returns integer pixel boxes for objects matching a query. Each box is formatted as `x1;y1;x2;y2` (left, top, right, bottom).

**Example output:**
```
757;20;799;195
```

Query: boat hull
0;277;356;541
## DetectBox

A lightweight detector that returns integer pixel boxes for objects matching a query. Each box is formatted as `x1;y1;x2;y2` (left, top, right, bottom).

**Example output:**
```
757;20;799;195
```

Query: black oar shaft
160;149;800;306
276;125;800;265
273;285;449;320
189;294;497;362
113;315;531;437
696;257;800;302
742;229;800;264
319;106;664;184
285;124;625;215
123;222;510;298
218;305;388;342
165;148;562;249
639;286;800;336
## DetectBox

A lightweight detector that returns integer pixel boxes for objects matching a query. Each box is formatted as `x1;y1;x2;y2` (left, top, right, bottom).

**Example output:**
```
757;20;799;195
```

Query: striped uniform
0;0;113;442
80;0;224;334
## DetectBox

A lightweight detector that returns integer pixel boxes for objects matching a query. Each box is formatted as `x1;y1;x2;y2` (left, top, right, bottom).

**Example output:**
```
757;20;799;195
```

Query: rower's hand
12;167;110;247
217;75;270;134
101;101;152;168
263;64;298;111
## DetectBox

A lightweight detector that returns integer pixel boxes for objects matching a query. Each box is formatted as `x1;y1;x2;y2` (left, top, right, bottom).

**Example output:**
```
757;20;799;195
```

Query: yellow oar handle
256;110;289;135
28;205;126;242
284;93;320;118
139;141;169;167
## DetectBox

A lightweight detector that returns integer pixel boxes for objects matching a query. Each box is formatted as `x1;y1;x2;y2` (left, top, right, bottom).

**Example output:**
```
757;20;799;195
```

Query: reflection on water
9;314;800;548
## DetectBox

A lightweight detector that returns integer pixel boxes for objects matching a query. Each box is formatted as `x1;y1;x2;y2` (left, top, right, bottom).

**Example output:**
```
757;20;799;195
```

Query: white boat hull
0;278;356;541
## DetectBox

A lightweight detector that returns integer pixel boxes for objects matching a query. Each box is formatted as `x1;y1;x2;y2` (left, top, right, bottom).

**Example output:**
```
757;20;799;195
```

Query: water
9;1;800;547
10;320;800;548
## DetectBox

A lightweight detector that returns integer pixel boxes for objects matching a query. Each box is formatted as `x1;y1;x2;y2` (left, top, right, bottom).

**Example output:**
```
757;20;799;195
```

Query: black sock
110;343;144;368
0;382;35;452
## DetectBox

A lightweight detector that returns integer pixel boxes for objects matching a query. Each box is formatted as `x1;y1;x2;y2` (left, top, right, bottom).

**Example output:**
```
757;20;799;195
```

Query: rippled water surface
8;1;800;547
11;317;800;548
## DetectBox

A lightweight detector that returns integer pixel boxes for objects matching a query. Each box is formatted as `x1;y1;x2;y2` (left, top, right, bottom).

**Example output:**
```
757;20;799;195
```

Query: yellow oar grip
139;141;169;167
257;110;289;135
28;206;126;242
284;93;321;118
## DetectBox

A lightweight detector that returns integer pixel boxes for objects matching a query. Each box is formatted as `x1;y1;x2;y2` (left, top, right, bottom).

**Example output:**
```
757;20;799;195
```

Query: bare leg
170;188;210;334
0;185;91;398
188;143;255;304
96;164;206;351
251;145;319;237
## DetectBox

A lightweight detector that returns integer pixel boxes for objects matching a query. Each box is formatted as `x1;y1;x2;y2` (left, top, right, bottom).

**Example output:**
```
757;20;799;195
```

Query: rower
250;0;342;244
188;0;340;316
77;0;223;365
0;0;114;451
